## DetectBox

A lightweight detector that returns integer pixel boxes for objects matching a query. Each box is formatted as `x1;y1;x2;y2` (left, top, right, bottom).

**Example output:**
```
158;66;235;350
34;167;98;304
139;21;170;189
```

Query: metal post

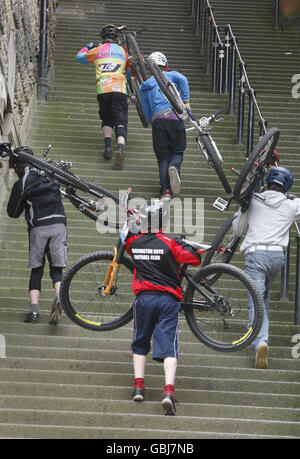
274;0;280;30
205;10;212;74
259;118;268;137
37;0;48;103
247;88;255;155
218;42;225;94
223;28;230;94
228;36;237;114
211;28;218;93
237;63;245;144
281;241;290;301
195;0;200;35
295;229;300;325
200;1;207;53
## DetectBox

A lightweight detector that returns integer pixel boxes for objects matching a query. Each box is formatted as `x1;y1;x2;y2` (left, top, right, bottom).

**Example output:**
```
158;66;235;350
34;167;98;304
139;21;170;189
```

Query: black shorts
97;92;128;129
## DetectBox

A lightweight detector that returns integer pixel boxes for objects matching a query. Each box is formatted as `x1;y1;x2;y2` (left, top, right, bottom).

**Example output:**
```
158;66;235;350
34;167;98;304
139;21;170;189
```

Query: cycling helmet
139;199;169;232
100;24;119;41
9;146;34;169
148;52;168;68
266;167;293;192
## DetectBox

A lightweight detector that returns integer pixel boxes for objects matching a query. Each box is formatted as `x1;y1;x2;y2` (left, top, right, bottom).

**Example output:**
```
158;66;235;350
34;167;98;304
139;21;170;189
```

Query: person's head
148;52;168;71
9;146;34;176
100;24;119;43
266;167;293;193
139;199;169;233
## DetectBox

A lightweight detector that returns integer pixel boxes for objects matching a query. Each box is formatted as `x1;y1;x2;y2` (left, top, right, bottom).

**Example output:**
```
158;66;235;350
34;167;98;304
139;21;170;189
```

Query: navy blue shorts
131;293;180;362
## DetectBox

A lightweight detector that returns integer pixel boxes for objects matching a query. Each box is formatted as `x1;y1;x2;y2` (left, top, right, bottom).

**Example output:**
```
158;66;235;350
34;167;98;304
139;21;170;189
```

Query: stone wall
0;0;56;212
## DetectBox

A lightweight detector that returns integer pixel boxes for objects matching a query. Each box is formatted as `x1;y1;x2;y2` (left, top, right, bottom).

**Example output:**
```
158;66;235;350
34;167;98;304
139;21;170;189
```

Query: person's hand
85;42;96;50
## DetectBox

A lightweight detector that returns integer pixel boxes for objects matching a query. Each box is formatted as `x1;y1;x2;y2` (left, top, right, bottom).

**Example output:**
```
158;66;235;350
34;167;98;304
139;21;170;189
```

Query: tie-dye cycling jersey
77;42;130;94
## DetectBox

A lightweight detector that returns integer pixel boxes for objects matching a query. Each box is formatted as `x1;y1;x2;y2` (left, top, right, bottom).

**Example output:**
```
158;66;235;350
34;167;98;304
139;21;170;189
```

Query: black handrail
192;0;224;94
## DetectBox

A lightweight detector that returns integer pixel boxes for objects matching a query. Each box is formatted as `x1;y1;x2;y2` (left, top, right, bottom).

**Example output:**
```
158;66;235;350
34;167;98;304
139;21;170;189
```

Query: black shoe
113;150;124;170
132;387;145;402
103;147;113;160
24;312;40;324
162;393;176;415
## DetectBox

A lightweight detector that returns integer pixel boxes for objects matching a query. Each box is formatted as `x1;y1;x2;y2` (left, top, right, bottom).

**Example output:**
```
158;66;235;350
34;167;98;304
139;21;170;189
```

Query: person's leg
98;94;114;159
152;295;180;415
113;93;128;170
152;119;172;197
167;120;186;196
131;297;155;401
26;266;44;323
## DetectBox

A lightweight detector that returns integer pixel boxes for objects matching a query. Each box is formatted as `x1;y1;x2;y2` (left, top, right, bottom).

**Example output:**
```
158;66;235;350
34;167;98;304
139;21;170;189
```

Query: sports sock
163;384;175;397
134;378;145;390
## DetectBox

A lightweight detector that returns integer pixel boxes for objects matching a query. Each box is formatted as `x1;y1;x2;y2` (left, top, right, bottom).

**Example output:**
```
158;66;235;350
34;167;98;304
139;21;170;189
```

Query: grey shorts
28;223;68;269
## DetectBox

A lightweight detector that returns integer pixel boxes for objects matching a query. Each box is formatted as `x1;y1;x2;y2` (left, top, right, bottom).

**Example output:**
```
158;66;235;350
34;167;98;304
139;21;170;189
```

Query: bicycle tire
201;134;232;194
129;78;149;128
183;263;264;352
233;127;280;204
202;213;240;284
147;58;184;114
60;250;134;332
126;34;148;83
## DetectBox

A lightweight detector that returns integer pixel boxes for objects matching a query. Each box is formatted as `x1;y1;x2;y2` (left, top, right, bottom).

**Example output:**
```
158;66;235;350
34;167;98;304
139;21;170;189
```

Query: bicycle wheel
202;214;240;284
183;263;264;352
200;134;232;194
67;182;121;229
60;251;135;332
126;34;148;83
233;127;280;204
147;58;184;114
128;78;149;128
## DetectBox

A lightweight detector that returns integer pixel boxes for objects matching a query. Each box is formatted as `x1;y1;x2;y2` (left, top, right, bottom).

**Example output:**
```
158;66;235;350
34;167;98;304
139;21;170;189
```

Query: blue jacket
140;71;189;124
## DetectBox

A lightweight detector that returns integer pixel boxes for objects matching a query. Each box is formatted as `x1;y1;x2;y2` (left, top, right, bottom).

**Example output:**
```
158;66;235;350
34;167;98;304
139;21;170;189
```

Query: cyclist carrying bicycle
232;166;300;369
125;200;201;415
76;24;132;170
140;52;190;201
6;147;68;325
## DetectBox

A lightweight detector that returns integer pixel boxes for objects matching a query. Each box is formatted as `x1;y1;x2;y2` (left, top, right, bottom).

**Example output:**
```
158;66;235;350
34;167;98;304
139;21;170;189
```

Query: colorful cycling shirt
76;42;130;94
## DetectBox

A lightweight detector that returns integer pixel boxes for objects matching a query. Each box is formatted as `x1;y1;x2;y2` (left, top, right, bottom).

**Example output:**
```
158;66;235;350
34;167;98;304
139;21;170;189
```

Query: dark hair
266;183;285;193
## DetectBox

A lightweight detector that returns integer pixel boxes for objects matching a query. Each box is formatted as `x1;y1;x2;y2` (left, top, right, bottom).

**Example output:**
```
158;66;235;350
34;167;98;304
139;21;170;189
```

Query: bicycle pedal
213;197;229;212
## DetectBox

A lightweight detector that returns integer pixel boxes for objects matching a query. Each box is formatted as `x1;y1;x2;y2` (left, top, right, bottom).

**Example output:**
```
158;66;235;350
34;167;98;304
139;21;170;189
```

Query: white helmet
148;51;168;67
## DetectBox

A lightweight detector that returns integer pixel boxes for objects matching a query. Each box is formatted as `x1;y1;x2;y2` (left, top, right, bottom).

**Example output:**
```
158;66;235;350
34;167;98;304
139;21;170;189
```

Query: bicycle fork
102;243;126;295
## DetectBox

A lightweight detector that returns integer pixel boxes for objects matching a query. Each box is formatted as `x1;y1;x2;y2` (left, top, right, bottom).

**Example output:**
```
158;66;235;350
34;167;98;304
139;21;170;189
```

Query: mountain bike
207;127;280;278
117;25;149;128
146;56;232;194
0;143;121;229
59;189;264;353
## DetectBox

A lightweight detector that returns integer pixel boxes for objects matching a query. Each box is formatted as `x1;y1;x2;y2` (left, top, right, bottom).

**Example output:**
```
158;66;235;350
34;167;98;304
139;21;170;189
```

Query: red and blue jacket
125;231;201;301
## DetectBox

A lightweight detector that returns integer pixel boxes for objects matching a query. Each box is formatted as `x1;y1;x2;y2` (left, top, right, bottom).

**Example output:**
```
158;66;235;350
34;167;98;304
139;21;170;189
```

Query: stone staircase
0;0;299;439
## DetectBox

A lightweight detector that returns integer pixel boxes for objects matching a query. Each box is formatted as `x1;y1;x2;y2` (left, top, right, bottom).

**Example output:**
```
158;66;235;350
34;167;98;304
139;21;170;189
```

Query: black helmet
100;24;119;41
9;146;34;169
139;200;169;232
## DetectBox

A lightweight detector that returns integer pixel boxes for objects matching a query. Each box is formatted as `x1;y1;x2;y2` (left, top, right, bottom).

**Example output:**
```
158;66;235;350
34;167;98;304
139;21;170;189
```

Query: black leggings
29;266;63;291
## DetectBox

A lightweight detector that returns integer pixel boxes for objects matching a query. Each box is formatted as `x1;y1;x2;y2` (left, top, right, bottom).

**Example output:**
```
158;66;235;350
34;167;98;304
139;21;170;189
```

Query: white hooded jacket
232;190;300;253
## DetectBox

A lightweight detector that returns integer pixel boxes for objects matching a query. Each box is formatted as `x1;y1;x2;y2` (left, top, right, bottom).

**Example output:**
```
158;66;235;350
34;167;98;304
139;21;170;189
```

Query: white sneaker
255;342;268;369
168;166;181;195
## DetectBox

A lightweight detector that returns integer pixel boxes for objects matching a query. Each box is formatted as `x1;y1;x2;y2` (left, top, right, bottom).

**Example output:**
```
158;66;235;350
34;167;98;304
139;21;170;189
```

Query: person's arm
140;85;152;125
232;207;249;237
171;71;189;104
7;180;25;218
76;42;97;64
